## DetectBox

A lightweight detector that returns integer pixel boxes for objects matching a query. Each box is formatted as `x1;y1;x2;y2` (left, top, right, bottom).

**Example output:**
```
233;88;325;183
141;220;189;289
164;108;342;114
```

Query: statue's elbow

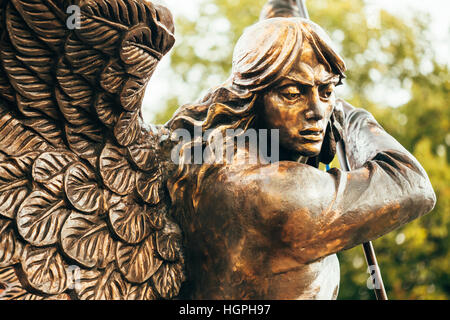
422;182;437;215
410;176;437;218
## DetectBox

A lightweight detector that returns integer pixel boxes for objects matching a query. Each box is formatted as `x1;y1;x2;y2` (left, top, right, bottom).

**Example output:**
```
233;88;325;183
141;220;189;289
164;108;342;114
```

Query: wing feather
65;33;106;84
0;109;50;156
0;218;23;267
11;0;67;52
6;3;53;83
0;0;184;300
0;152;36;219
19;244;68;295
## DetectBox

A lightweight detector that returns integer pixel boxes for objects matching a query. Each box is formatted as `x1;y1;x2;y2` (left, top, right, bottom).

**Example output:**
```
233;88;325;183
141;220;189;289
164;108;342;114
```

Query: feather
0;0;181;300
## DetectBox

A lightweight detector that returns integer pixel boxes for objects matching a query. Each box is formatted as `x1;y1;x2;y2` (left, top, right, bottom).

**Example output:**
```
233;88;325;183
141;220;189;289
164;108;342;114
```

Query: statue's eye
319;84;334;100
280;86;301;101
285;93;300;99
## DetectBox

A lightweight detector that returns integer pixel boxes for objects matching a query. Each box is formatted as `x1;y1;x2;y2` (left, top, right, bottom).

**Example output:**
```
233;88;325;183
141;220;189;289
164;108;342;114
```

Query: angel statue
0;0;436;300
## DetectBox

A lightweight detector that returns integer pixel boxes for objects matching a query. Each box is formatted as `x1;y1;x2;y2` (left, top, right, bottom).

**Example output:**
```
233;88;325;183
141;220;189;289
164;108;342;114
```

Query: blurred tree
150;0;450;299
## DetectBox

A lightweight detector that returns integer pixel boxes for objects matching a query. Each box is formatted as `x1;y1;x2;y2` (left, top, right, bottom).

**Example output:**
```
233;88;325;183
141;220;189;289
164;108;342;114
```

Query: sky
143;0;450;122
366;0;450;66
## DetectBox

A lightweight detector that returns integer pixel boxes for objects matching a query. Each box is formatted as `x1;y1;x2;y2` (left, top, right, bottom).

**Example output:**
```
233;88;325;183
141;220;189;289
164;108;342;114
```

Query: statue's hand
267;0;298;8
260;0;300;20
269;0;297;6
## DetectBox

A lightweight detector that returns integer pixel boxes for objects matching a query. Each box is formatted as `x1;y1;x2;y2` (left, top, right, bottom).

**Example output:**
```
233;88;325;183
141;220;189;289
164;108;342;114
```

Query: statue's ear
318;105;344;165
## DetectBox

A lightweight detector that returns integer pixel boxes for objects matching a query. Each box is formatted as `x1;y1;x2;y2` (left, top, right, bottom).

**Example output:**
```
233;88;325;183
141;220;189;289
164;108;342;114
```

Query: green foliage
152;0;450;299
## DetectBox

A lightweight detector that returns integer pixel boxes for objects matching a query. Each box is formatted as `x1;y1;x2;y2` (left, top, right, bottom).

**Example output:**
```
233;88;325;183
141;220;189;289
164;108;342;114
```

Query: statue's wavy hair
166;17;346;223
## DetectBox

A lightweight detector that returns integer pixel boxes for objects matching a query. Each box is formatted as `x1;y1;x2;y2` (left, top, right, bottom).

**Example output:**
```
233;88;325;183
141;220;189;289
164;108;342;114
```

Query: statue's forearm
332;104;436;241
288;104;436;262
340;99;424;173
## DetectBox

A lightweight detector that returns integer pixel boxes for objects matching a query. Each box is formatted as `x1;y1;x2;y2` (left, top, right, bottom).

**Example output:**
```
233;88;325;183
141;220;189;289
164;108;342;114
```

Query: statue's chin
290;143;323;158
299;150;321;159
280;144;321;162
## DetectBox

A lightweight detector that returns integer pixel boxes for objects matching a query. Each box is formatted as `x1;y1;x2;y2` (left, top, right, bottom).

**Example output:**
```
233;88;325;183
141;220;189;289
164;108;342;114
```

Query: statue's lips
299;128;323;142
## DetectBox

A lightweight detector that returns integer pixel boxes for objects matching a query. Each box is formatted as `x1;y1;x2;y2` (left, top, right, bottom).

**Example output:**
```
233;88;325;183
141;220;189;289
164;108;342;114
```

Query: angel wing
0;0;185;300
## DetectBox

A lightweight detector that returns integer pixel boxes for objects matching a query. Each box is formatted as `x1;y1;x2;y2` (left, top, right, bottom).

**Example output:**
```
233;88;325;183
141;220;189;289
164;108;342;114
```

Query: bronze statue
0;0;436;300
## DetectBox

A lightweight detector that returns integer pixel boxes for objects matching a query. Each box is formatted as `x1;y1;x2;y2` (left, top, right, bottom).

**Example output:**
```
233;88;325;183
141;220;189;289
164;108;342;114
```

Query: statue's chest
266;254;340;300
297;254;341;300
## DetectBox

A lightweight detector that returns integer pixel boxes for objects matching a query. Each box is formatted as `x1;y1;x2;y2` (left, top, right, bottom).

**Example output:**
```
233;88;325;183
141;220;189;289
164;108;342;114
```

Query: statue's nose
304;89;324;121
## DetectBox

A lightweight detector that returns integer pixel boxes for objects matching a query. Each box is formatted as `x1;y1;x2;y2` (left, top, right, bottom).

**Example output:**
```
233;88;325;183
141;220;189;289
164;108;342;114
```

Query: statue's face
262;40;339;157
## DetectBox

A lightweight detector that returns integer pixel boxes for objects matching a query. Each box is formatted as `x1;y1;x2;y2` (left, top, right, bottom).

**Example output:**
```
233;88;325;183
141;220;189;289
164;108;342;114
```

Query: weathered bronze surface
0;0;436;300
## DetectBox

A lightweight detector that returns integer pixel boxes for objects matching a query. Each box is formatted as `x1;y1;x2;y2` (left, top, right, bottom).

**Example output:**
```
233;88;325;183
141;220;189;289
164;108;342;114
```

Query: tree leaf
0;286;44;300
44;293;72;300
1;40;60;125
20;245;68;295
116;234;162;284
156;233;180;262
0;266;18;285
99;143;137;195
109;200;152;244
151;262;184;299
67;118;103;143
11;151;40;169
61;212;115;269
77;0;159;57
17;190;70;246
75;263;129;300
64;162;103;213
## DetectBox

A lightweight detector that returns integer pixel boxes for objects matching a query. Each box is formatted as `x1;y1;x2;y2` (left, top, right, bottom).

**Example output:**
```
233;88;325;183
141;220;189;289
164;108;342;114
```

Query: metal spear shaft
295;0;388;300
295;0;309;19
